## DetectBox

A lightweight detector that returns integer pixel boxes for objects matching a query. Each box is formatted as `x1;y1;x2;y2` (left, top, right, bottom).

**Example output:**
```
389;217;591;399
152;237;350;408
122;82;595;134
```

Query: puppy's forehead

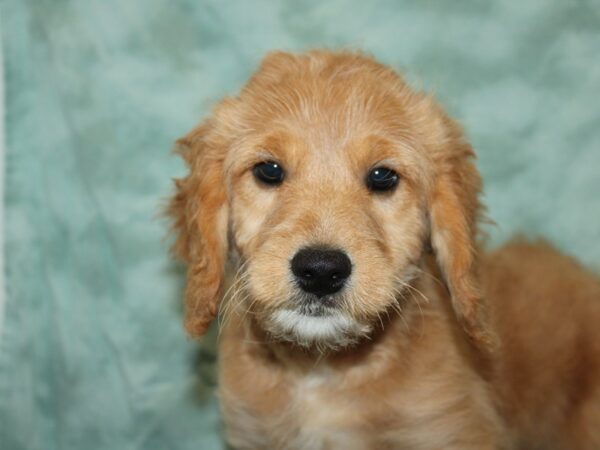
241;94;419;161
263;129;407;171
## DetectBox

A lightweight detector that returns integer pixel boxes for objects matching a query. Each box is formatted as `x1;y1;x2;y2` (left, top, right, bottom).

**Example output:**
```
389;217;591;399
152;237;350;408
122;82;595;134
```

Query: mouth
297;294;337;316
267;299;372;350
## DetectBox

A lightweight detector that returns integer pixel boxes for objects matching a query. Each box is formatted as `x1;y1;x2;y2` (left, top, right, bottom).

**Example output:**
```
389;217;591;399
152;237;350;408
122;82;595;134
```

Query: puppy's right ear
167;122;229;338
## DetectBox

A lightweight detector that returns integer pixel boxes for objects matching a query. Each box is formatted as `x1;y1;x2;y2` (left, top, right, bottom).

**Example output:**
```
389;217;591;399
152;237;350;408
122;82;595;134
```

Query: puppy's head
168;51;493;352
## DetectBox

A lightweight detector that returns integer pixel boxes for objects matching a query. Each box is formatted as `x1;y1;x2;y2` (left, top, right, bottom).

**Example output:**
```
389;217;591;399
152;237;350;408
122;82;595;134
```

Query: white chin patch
269;309;371;349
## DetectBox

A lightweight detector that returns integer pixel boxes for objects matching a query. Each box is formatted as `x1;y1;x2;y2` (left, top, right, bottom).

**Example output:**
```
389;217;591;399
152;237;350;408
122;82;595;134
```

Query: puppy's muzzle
291;247;352;297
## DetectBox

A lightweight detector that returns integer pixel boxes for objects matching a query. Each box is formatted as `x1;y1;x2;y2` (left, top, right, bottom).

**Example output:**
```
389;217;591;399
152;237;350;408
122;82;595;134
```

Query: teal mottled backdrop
1;1;599;449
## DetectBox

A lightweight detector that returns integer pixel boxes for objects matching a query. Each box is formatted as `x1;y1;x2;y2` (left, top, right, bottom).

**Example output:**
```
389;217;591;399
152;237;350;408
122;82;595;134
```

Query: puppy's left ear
428;137;497;354
167;122;229;338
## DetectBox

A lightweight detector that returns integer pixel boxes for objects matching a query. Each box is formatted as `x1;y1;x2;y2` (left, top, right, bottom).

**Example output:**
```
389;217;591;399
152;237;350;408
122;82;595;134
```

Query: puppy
167;50;600;449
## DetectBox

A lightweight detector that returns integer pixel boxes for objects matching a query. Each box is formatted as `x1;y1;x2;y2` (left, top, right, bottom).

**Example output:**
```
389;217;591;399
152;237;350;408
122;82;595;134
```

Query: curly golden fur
167;50;600;449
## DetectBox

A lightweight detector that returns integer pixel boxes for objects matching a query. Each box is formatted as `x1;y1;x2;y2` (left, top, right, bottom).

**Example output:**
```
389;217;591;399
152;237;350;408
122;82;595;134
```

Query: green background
1;1;599;449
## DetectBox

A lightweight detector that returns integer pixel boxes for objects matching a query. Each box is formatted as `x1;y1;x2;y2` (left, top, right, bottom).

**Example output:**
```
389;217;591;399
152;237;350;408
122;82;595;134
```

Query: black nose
291;248;352;297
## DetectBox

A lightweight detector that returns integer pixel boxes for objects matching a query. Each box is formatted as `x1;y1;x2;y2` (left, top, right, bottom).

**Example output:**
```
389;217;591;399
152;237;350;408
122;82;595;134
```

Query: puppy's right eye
366;167;399;192
253;161;285;186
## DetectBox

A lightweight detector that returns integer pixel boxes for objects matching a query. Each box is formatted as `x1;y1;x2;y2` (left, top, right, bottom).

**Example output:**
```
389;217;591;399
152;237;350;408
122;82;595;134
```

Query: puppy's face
227;119;428;349
169;51;493;352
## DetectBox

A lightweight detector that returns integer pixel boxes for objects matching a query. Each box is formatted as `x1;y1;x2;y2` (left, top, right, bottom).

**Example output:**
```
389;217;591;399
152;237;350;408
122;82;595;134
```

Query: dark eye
253;161;285;186
366;167;400;192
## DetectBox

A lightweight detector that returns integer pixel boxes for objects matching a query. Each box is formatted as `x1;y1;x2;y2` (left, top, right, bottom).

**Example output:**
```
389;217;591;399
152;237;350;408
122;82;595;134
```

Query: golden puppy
167;50;600;449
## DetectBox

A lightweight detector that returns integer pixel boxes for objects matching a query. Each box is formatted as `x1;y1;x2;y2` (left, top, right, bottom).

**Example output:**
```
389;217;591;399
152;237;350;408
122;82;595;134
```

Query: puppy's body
168;50;600;449
487;242;600;449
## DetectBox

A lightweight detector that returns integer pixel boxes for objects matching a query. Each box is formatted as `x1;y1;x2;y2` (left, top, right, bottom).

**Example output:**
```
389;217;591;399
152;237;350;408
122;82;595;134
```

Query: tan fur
167;50;600;449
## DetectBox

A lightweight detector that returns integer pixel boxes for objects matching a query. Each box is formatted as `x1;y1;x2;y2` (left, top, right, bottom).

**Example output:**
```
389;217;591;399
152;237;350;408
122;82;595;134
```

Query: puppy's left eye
253;161;285;186
366;167;400;192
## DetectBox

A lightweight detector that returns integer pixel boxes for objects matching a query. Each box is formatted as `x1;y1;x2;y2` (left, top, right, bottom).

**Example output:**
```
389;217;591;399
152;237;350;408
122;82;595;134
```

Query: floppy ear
167;122;229;338
428;140;497;353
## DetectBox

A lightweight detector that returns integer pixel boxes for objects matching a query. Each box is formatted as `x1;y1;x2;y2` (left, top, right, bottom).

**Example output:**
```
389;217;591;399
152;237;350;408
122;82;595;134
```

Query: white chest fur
286;371;368;450
222;368;369;450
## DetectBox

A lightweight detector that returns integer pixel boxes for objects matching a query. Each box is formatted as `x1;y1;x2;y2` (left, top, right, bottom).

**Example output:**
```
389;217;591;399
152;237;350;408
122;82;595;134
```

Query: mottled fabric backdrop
1;1;599;449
